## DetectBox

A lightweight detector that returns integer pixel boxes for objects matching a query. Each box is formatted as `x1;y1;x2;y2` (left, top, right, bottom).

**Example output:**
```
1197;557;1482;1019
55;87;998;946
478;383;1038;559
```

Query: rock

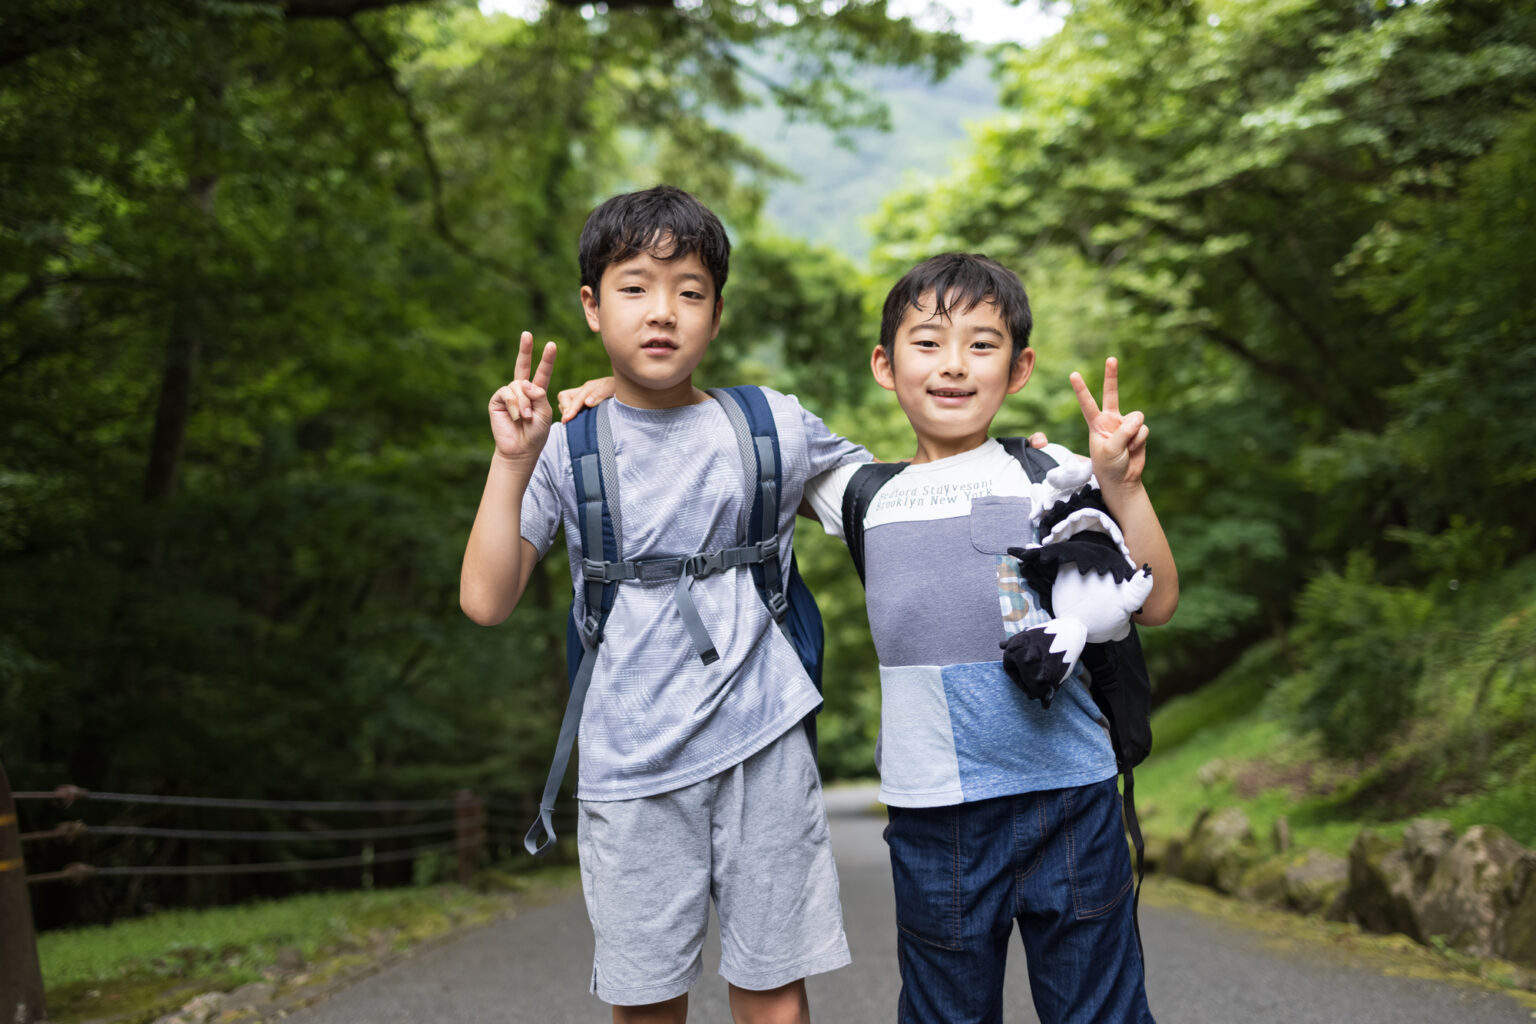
1347;829;1419;938
152;992;224;1024
1181;806;1255;894
223;981;276;1010
1141;832;1171;874
1272;816;1292;855
1415;824;1536;961
1161;836;1185;879
1402;818;1455;888
1238;857;1287;905
1503;863;1536;967
275;945;306;972
1282;849;1348;916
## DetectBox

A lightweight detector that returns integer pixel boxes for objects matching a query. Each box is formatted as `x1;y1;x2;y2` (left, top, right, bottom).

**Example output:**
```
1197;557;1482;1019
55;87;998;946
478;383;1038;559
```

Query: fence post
1;758;46;1023
455;790;483;886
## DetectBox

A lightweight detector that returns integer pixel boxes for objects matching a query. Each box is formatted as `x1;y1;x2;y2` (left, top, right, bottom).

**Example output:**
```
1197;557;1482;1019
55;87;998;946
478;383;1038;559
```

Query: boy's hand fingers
1111;410;1146;449
1101;357;1120;414
1028;431;1049;449
513;331;533;383
1070;371;1102;425
509;379;536;420
531;341;558;391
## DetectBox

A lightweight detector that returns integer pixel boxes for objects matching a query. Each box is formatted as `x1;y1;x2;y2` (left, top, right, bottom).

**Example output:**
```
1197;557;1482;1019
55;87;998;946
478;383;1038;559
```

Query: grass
38;867;577;1023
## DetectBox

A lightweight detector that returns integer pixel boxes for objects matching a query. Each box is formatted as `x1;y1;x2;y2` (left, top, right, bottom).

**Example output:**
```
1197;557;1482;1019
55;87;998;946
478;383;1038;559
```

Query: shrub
1284;551;1433;757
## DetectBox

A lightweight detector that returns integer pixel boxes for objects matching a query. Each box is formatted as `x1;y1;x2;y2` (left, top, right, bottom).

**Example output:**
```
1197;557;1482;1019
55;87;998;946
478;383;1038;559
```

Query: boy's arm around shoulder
460;333;557;626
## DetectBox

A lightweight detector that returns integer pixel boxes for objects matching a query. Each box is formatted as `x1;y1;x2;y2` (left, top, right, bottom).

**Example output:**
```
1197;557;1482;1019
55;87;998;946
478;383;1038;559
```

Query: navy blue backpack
524;386;825;854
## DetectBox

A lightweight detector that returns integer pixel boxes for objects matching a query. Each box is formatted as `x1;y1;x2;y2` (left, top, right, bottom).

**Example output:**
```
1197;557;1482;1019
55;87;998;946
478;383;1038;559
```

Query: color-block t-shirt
805;439;1117;808
520;389;868;802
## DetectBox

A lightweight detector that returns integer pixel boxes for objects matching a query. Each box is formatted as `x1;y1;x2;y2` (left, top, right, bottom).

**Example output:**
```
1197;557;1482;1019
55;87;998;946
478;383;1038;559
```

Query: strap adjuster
633;557;685;582
765;589;789;620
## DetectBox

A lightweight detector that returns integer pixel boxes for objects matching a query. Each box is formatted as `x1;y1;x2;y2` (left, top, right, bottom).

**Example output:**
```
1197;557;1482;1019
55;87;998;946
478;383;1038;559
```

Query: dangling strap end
524;806;558;856
700;647;720;665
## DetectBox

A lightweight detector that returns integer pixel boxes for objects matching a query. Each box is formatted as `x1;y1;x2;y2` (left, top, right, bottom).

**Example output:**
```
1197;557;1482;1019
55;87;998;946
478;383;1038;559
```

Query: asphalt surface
285;785;1534;1023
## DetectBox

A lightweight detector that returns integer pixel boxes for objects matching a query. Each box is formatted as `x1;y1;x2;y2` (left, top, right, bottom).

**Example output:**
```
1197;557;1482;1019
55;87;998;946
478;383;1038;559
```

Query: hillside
716;53;1004;258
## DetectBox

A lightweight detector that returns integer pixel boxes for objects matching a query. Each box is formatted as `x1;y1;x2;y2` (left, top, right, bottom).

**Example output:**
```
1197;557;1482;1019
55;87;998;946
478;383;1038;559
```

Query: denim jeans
885;777;1154;1024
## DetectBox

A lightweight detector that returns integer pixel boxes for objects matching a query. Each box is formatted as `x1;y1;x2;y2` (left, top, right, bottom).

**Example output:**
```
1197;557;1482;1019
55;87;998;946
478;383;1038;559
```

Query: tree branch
1107;279;1364;429
342;18;518;285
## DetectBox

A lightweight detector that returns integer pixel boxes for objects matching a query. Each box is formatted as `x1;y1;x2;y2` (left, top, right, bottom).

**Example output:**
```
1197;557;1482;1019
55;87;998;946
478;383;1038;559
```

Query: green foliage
1282;551;1434;757
1139;554;1536;860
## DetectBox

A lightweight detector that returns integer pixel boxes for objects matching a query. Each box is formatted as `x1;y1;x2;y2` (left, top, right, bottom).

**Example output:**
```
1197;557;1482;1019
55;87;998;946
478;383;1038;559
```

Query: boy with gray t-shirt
460;186;864;1023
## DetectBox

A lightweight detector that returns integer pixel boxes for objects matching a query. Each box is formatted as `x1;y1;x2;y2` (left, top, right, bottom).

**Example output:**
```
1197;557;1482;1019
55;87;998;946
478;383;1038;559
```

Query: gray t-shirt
521;389;868;801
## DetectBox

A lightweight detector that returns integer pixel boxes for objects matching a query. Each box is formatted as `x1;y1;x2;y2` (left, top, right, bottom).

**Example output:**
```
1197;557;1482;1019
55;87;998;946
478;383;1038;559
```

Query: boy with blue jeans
460;185;861;1023
802;253;1178;1023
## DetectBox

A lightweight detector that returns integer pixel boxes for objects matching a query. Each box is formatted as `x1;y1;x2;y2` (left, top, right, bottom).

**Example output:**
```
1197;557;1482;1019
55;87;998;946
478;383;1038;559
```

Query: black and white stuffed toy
999;459;1153;708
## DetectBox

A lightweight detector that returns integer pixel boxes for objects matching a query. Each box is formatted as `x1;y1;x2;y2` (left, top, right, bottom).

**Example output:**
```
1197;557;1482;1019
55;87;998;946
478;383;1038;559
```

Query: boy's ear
870;343;897;392
710;296;723;339
1007;348;1036;394
580;285;601;332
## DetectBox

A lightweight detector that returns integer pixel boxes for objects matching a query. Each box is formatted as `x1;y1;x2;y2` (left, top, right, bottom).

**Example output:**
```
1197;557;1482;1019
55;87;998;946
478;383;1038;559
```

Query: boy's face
580;247;721;408
871;292;1035;463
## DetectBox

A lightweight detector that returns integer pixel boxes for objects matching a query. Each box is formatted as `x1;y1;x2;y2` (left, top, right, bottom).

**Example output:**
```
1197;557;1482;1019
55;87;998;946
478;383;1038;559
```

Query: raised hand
1070;357;1149;489
489;331;558;465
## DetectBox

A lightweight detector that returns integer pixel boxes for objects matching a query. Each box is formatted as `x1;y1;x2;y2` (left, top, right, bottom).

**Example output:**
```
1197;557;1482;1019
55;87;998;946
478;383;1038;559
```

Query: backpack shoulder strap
526;402;621;856
708;386;788;619
998;436;1059;484
842;461;908;587
570;401;623;644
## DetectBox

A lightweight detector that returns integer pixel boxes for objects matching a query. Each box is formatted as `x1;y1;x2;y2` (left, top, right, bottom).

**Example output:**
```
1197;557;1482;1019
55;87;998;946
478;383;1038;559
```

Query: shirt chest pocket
968;496;1034;555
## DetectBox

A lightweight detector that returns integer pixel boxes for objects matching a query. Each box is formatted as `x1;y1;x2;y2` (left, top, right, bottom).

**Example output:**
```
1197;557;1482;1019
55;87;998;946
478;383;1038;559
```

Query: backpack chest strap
581;539;780;665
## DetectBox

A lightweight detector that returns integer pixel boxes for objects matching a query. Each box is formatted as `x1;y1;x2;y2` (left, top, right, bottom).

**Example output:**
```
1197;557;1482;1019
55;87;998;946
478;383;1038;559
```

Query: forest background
4;0;1535;932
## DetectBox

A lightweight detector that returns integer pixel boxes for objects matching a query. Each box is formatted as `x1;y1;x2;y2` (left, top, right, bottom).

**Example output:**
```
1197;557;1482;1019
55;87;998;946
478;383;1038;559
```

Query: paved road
287;786;1533;1023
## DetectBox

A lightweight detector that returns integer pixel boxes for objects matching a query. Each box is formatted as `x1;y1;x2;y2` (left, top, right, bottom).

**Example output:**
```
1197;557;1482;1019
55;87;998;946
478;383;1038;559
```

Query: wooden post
0;759;46;1023
455;790;483;886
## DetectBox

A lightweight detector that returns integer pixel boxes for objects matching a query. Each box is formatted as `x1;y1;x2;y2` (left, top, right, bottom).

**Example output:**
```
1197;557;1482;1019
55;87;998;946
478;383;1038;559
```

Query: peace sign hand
1071;356;1149;490
489;331;559;467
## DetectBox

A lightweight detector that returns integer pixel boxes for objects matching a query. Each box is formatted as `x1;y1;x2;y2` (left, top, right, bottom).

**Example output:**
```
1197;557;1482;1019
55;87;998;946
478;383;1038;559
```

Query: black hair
879;253;1032;362
577;185;730;298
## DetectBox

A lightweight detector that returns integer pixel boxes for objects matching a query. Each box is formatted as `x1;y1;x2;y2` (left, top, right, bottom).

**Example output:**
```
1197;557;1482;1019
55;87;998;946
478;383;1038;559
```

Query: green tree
875;0;1536;694
1;0;962;922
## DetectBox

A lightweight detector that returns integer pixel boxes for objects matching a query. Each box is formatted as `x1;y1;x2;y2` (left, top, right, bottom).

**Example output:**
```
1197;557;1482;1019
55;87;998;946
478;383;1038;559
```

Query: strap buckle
684;551;726;578
764;589;789;621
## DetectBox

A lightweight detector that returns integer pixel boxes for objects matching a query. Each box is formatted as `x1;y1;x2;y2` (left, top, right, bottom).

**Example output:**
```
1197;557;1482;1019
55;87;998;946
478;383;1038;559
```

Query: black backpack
840;438;1152;934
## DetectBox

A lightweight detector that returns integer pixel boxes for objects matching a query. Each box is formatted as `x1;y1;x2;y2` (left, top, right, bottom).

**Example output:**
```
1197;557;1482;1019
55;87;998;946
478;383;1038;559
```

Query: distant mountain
717;54;1004;259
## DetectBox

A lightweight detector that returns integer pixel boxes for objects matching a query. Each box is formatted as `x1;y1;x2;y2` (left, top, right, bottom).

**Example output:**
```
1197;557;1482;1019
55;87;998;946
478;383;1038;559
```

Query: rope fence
12;787;466;812
0;762;578;1023
8;783;576;887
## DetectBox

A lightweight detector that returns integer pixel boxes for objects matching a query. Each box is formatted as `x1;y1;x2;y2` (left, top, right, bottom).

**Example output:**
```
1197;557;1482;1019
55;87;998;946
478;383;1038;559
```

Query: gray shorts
576;724;851;1006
